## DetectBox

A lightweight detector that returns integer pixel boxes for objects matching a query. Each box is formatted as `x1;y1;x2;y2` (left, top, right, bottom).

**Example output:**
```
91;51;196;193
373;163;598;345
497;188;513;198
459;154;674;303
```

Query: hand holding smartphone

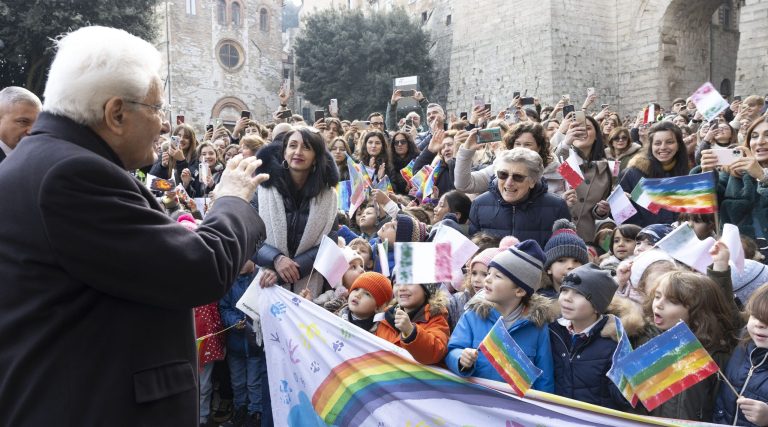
277;109;292;119
477;127;502;144
712;148;744;166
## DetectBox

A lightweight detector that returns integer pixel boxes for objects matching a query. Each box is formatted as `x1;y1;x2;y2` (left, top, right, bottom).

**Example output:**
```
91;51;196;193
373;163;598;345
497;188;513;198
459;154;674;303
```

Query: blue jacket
468;178;571;247
446;294;554;392
219;273;261;357
714;342;768;426
549;315;631;410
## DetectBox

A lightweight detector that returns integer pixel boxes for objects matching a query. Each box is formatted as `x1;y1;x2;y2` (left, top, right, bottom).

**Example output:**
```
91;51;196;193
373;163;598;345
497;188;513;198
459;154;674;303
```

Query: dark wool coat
0;113;265;426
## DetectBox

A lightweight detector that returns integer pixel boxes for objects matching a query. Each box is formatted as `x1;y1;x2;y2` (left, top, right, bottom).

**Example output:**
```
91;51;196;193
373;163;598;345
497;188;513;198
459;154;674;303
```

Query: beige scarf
257;185;337;297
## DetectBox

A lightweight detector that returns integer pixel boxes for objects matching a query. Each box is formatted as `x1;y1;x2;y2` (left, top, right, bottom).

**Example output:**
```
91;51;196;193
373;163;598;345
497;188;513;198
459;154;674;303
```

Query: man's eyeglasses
496;170;528;183
126;100;170;115
393;139;408;145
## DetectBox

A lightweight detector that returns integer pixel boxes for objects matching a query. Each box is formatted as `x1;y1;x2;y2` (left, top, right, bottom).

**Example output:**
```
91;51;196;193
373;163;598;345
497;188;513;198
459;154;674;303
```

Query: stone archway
210;96;249;125
658;0;731;107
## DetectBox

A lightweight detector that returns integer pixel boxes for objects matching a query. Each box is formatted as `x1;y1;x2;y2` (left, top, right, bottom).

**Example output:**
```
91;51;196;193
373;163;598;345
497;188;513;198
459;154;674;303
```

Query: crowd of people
125;81;768;426
3;25;768;427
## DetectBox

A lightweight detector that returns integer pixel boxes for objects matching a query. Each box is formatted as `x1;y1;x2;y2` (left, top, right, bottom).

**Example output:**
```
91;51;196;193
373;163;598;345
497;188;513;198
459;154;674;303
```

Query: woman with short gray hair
469;147;571;246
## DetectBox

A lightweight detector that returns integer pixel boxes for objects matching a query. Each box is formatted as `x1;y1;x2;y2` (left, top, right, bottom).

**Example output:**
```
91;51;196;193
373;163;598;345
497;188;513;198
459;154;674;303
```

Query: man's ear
102;97;127;135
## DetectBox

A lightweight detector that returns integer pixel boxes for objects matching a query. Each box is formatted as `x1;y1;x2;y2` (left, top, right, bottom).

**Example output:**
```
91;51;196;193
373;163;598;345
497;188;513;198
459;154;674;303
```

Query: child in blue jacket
446;240;554;392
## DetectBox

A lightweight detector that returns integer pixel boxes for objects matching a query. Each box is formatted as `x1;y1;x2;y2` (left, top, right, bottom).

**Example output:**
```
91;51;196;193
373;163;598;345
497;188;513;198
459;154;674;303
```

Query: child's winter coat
446;293;555;392
376;292;450;365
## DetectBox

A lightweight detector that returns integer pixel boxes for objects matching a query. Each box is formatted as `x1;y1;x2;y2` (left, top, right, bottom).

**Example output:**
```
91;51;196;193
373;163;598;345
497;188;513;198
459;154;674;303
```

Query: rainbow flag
419;159;443;201
400;159;416;183
374;175;394;193
409;164;433;198
617;321;719;411
606;317;638;407
634;172;717;214
336;180;351;212
478;317;542;397
346;154;370;216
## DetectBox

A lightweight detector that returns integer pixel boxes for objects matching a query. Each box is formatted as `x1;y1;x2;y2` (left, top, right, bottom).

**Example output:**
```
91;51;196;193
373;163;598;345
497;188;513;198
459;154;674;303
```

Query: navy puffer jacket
549;315;631;411
714;342;768;426
468;178;571;247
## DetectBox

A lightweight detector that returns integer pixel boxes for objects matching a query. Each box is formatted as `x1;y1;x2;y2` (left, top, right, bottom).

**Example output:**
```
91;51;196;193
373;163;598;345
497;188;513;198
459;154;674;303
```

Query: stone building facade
298;0;765;117
157;0;284;133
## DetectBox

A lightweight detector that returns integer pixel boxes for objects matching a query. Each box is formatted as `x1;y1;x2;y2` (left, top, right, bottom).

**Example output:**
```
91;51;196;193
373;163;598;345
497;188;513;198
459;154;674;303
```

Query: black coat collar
30;112;125;169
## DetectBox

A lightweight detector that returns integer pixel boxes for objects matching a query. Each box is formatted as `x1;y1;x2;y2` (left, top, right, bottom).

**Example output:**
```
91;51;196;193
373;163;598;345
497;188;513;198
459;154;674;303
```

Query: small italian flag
630;179;661;214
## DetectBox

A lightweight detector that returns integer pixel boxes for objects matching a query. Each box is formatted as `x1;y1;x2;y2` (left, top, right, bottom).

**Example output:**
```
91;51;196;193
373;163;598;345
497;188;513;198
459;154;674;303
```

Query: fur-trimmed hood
385;288;449;319
255;141;339;199
465;292;554;328
548;294;647;342
626;150;652;175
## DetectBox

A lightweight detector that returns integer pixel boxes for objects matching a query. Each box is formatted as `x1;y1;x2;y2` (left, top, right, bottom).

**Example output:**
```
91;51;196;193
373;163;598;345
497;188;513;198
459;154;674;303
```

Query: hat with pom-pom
488;239;547;296
470;247;502;269
544;219;589;271
395;214;428;243
498;235;520;251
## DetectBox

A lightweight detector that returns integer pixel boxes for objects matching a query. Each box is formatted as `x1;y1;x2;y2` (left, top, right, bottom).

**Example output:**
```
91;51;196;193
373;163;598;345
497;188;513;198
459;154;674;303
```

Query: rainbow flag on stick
617;321;719;411
346;154;371;216
632;172;717;214
374;175;394;193
336;180;351;212
606;317;638;407
478;317;542;397
400;159;416;183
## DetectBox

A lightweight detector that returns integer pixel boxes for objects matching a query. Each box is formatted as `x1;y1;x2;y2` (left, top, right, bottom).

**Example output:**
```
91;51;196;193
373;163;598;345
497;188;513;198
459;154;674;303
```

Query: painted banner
236;284;688;426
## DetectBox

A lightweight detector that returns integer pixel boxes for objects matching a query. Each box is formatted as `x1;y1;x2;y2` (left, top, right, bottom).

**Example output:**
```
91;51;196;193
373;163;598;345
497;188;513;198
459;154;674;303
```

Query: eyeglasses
496;170;528;183
612;136;629;141
126;100;170;115
370;121;384;127
393;139;408;145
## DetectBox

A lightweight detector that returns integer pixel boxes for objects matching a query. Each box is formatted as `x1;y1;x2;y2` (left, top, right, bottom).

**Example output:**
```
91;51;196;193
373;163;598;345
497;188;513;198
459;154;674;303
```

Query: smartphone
405;118;414;128
353;120;370;130
513;91;521;99
562;104;575;118
587;87;596;97
205;124;213;132
170;135;180;149
473;96;484;109
712;148;743;166
484;103;492;112
574;111;586;126
734;96;742;102
241;110;251;119
520;97;535;106
213;118;223;128
176;115;184;125
277;109;292;119
314;110;325;122
477;127;503;144
505;108;520;124
459;111;468;120
562;94;571;103
399;89;415;97
329;99;339;115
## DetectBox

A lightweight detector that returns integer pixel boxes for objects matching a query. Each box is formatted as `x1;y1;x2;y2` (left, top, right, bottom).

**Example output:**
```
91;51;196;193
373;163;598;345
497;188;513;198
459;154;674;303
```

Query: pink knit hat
470;247;502;269
177;213;198;232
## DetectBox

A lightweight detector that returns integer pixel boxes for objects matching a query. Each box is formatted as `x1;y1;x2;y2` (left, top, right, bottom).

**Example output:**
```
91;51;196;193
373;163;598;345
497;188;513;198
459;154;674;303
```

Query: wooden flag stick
718;369;740;398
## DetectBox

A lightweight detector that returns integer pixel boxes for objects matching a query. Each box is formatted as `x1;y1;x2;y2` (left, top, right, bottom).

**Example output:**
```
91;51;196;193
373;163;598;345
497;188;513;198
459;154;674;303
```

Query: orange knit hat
349;272;393;307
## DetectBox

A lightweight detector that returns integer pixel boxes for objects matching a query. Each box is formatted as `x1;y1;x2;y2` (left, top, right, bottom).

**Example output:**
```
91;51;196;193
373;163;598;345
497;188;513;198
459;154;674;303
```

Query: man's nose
160;120;171;134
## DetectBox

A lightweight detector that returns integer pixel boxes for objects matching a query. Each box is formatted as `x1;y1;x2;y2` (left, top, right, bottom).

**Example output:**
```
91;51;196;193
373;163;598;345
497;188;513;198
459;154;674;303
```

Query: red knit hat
350;272;393;307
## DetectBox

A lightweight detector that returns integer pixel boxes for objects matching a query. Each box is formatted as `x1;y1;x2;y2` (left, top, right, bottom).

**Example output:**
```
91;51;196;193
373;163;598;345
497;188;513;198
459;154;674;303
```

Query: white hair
494;147;544;182
43;26;161;126
0;86;42;111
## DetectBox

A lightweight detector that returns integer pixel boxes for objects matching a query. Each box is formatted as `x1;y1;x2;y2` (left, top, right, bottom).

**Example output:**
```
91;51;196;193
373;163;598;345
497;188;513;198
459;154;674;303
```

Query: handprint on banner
298;322;326;349
279;380;293;405
270;302;287;320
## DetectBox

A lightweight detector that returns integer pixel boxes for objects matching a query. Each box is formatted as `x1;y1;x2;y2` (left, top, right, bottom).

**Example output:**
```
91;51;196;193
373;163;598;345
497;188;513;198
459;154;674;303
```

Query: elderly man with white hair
0;86;41;163
0;26;268;425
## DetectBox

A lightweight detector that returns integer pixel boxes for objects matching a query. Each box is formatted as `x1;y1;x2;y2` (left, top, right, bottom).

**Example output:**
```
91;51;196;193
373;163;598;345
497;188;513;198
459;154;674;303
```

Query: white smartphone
329;99;338;115
712;147;743;166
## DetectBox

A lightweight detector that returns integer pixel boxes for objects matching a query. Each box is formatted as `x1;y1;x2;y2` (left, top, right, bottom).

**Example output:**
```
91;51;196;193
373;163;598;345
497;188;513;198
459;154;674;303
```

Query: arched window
217;0;227;25
259;8;269;32
231;2;241;27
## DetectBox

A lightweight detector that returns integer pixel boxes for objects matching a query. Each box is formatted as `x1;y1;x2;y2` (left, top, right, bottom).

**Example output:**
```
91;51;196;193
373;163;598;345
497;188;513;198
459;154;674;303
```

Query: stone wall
735;0;768;97
159;0;283;133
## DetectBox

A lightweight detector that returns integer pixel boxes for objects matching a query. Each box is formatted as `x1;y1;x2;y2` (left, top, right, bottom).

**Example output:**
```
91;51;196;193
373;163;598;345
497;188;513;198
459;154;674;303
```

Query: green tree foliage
294;8;434;120
0;0;158;96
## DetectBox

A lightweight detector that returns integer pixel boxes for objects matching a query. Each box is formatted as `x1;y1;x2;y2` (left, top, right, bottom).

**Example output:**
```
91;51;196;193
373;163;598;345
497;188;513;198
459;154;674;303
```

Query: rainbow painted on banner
478;318;542;397
311;350;517;426
638;172;717;214
618;322;718;411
